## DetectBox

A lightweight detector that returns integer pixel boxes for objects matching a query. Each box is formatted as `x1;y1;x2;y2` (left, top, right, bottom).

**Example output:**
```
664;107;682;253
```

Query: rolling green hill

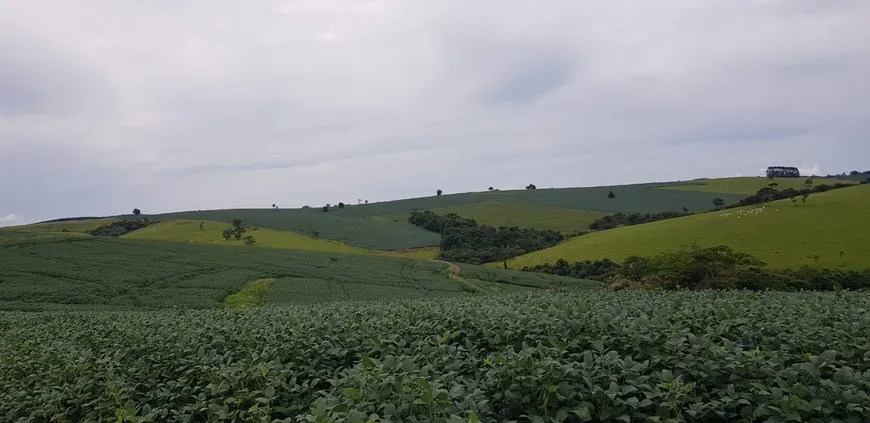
375;202;610;233
123;219;372;255
507;184;870;269
658;176;856;195
0;235;596;311
153;209;441;250
152;181;746;249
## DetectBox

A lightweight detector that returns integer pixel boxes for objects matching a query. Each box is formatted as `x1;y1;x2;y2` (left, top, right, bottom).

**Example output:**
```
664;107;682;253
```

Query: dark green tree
436;189;443;196
607;190;615;199
712;198;726;208
132;208;141;216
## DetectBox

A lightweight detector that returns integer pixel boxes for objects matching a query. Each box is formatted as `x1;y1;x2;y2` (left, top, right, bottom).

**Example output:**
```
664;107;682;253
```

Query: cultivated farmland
0;235;592;311
123;219;371;255
508;184;870;269
153;209;441;250
152;182;746;249
376;202;610;233
2;291;869;422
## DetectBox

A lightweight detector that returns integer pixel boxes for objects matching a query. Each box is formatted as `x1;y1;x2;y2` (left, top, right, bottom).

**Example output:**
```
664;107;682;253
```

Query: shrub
90;220;151;237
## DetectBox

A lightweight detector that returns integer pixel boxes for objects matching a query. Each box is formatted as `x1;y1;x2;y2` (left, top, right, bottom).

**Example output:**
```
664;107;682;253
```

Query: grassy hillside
124;219;371;255
376;202;609;233
0;235;596;311
508;184;870;270
154;181;745;249
334;182;745;217
154;209;440;250
4;218;117;234
659;176;855;195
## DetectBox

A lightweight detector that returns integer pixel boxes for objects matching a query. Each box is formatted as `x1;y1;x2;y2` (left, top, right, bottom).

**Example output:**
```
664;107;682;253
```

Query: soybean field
2;291;869;422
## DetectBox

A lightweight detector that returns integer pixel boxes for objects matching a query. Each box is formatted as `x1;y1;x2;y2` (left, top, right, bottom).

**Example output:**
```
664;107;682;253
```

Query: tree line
408;210;563;264
523;245;870;291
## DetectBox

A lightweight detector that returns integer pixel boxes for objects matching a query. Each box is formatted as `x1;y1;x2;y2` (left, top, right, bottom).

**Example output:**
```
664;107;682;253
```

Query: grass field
659;176;856;195
376;202;609;233
123;219;371;255
3;291;869;422
0;235;595;311
3;218;117;234
508;184;870;270
154;209;441;250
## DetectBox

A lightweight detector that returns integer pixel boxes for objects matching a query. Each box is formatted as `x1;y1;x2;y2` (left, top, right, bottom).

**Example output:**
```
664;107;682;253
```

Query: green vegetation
0;235;592;311
659;176;856;195
3;291;870;422
125;220;371;255
153;182;744;249
90;219;152;237
154;209;440;250
3;218;116;234
378;203;609;233
524;245;870;291
508;184;870;270
408;210;564;264
223;278;277;308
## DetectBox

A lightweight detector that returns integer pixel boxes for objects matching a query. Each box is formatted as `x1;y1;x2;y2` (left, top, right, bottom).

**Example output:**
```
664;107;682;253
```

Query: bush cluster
89;220;152;237
525;245;870;291
408;211;563;264
588;211;690;231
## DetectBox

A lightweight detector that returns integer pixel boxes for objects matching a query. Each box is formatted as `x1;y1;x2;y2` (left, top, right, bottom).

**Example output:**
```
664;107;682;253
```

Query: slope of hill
507;184;870;269
375;202;610;233
152;181;746;249
4;218;117;234
153;209;441;250
658;176;855;195
0;235;597;311
123;219;371;255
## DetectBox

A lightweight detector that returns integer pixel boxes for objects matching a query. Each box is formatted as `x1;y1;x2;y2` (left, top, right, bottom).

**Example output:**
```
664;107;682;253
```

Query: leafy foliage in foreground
408;210;564;264
2;291;870;422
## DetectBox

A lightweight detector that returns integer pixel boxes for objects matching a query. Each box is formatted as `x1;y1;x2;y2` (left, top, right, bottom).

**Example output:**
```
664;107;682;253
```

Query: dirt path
432;260;494;294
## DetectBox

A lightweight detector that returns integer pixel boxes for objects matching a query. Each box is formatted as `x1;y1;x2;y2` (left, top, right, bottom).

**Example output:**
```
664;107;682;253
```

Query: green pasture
659;176;856;195
508;184;870;270
152;209;440;250
123;219;371;255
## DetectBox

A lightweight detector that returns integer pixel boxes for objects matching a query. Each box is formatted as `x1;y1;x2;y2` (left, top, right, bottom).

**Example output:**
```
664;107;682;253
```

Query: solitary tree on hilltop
132;208;141;216
488;187;494;191
607;190;616;199
436;189;443;196
526;184;537;190
712;198;726;208
338;202;346;209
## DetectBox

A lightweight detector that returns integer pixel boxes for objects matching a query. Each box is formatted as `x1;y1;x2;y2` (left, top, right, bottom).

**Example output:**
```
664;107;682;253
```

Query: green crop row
0;236;592;311
2;291;868;422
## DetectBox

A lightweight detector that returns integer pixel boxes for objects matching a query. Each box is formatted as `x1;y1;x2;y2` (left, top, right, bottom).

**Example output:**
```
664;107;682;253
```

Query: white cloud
0;214;23;227
1;0;869;221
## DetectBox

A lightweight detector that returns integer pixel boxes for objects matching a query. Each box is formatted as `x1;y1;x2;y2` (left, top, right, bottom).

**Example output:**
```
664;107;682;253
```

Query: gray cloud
1;0;869;223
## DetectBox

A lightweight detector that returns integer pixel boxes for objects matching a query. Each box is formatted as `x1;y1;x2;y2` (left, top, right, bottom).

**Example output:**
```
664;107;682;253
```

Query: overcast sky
2;0;869;226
